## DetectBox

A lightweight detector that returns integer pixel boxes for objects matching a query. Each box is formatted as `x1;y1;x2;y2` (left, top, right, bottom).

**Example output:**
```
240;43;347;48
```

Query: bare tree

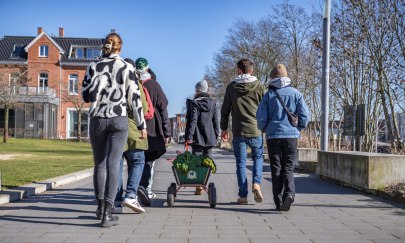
61;86;88;142
272;1;319;86
204;0;404;153
341;0;404;151
0;65;28;143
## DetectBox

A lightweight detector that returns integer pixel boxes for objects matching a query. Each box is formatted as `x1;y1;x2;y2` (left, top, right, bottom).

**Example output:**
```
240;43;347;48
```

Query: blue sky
0;0;317;117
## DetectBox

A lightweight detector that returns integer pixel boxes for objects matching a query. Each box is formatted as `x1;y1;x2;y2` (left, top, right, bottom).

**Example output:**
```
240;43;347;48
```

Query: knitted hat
135;57;148;71
270;64;288;79
195;80;208;93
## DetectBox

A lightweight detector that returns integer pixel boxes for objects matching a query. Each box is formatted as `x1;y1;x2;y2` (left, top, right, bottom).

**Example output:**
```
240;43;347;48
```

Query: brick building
0;27;104;139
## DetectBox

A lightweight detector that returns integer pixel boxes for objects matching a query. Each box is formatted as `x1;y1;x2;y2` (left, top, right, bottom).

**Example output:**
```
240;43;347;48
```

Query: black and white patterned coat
82;54;146;130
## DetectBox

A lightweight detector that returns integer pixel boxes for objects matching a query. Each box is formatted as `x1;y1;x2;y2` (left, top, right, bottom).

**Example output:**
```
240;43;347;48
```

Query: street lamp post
321;0;331;151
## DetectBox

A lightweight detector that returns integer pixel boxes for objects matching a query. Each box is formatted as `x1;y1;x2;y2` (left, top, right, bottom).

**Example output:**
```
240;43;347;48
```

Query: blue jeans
116;149;145;201
232;136;264;198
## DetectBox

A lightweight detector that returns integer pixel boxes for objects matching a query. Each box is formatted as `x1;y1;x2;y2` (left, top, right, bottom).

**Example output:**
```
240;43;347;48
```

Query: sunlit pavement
0;144;404;243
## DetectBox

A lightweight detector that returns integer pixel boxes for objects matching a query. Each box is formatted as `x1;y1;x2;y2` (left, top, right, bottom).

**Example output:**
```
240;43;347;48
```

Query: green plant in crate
173;151;216;174
201;155;216;173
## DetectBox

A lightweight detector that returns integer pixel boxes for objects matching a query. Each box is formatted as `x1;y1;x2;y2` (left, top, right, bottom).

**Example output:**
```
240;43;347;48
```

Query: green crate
176;166;209;185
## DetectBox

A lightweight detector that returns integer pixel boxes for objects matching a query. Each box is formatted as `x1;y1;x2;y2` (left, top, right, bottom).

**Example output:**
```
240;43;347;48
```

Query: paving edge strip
0;167;93;205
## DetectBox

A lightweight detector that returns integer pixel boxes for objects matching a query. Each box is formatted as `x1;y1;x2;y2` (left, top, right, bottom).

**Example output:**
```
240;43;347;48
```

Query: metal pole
375;104;379;153
321;0;331;151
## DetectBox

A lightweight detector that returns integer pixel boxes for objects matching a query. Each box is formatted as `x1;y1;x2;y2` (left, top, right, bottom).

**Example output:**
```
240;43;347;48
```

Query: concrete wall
296;148;319;173
319;151;405;190
298;148;318;162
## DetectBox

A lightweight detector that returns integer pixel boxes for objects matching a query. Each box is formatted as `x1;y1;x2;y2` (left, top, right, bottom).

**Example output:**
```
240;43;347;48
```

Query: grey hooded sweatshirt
220;74;266;137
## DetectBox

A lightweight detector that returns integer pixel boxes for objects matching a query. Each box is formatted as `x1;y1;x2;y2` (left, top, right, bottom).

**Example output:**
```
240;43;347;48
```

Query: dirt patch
0;154;17;160
0;154;32;161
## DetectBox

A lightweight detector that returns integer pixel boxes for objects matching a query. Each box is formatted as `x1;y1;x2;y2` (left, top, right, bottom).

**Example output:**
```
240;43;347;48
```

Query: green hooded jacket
220;75;266;137
125;82;149;151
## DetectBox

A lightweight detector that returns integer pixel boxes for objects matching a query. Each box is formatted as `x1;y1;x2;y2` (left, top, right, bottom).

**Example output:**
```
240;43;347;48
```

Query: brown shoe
195;186;204;195
252;183;263;203
237;197;248;204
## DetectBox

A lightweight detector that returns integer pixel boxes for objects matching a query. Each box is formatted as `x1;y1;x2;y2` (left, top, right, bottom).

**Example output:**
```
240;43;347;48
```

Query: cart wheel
170;182;177;198
208;184;217;208
208;182;214;201
167;186;175;207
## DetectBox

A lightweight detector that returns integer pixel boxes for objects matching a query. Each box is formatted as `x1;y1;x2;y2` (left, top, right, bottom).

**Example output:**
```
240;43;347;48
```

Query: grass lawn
0;138;93;189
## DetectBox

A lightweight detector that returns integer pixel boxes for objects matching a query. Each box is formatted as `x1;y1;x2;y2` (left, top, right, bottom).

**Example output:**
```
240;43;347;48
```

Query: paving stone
190;239;250;243
0;232;44;238
127;240;187;243
160;233;219;239
1;237;67;243
251;239;312;243
372;240;405;243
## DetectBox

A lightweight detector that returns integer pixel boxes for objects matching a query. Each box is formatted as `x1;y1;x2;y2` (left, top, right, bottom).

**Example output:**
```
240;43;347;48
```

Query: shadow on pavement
0;215;100;227
0;187;100;227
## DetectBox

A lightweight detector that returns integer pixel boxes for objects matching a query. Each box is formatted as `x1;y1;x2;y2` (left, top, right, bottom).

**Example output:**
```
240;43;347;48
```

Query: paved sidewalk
0;145;404;243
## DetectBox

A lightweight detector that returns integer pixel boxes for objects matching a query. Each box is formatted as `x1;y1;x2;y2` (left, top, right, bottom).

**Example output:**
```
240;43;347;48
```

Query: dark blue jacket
185;93;219;147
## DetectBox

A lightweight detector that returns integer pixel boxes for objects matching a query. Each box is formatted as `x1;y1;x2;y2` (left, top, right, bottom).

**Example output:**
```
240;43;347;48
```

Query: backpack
142;79;155;120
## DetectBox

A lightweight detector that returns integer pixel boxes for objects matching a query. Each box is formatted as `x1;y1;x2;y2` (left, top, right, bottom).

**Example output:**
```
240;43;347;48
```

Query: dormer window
11;44;24;59
70;46;101;59
39;45;48;57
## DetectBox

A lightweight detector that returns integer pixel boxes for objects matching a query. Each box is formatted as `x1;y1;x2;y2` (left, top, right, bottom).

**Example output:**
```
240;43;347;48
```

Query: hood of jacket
136;69;151;81
232;74;258;84
269;77;292;88
231;75;262;95
191;92;213;112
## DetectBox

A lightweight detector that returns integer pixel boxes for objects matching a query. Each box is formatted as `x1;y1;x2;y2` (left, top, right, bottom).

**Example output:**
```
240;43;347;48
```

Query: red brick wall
25;34;90;139
0;64;26;83
26;34;60;91
59;65;89;139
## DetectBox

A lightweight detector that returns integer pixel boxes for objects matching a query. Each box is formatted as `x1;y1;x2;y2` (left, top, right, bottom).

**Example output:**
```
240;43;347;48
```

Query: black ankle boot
96;199;104;220
101;201;119;228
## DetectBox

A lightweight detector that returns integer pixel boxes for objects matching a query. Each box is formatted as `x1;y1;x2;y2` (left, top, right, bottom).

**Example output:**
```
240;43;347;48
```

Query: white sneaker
148;192;157;199
122;198;145;213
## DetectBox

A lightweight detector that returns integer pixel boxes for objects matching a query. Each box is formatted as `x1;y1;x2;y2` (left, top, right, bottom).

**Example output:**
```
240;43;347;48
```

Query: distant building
0;27;105;139
169;114;186;143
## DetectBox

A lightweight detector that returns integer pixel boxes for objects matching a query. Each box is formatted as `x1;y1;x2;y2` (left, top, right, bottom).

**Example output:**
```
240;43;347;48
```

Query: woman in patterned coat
82;33;147;228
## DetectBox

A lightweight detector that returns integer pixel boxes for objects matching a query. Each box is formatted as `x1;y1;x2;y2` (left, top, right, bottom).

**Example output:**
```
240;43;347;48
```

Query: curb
0;167;93;206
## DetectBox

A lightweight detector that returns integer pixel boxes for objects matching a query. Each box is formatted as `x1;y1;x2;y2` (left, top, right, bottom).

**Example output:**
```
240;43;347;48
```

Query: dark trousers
267;138;297;207
140;160;154;191
89;116;128;205
191;145;213;157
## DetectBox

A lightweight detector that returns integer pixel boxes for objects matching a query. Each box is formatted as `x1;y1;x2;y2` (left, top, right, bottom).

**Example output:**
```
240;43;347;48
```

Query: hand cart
166;144;217;208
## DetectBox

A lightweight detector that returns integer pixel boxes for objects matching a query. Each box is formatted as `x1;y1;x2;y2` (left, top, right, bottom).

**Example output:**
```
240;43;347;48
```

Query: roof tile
0;35;104;64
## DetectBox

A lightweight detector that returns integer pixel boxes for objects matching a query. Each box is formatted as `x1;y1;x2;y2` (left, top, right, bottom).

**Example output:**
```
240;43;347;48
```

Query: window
9;73;19;94
39;73;48;93
68;74;79;94
70;47;101;59
39;45;48;57
68;110;89;138
10;73;19;84
86;48;101;58
11;44;24;59
75;48;84;58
